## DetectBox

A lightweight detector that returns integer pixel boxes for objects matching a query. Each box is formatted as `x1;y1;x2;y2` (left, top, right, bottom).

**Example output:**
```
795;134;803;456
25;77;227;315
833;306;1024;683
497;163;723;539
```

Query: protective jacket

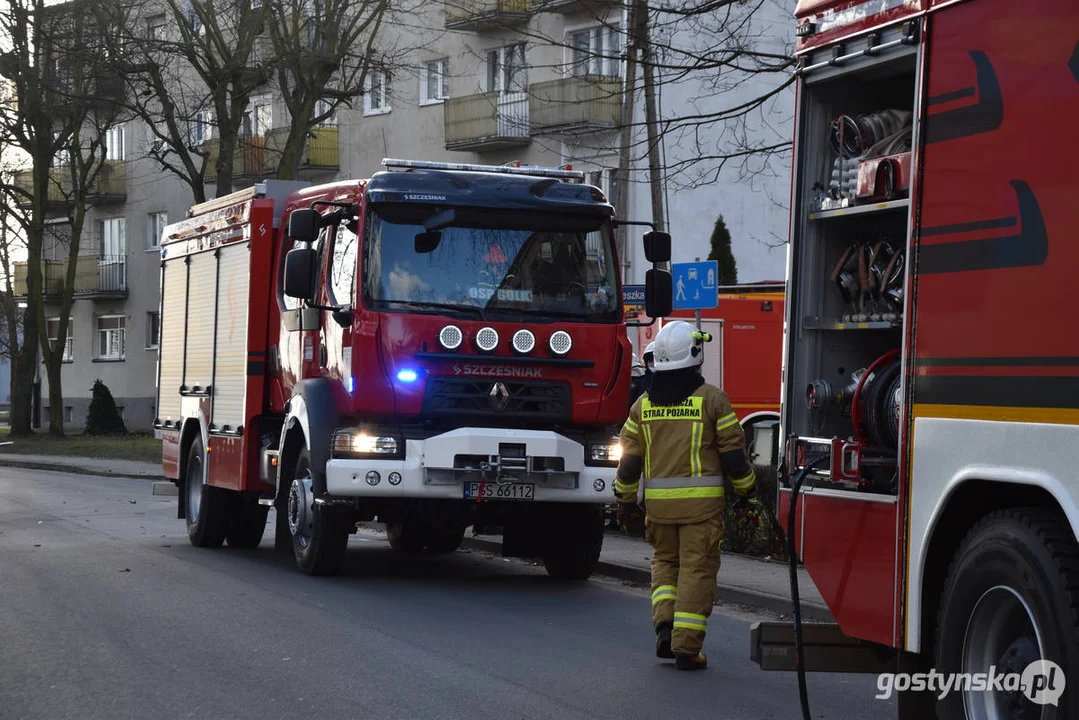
615;383;755;524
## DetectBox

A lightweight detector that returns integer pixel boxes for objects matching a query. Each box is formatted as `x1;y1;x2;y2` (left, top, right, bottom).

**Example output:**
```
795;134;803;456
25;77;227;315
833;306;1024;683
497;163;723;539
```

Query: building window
313;98;337;127
105;124;125;161
147;212;167;251
421;58;449;104
487;43;527;94
146;311;160;349
364;70;390;115
101;216;126;261
245;96;272;136
188;110;212;146
47;317;74;362
64;406;73;423
570;25;622;77
97;315;126;360
147;14;166;40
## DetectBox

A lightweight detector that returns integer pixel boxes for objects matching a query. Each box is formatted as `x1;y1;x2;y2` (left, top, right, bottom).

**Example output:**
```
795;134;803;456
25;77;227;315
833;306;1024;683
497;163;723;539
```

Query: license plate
464;482;534;501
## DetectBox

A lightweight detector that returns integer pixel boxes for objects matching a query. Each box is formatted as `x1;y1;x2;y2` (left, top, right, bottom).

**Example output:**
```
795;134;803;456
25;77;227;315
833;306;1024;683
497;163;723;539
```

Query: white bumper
325;427;616;503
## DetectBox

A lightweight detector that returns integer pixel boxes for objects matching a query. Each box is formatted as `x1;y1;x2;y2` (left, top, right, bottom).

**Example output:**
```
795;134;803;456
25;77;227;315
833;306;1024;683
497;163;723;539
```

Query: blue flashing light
396;369;419;383
346;376;355;393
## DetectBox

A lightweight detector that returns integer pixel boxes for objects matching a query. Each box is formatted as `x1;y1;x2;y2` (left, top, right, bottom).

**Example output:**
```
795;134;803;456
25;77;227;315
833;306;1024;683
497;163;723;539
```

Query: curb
460;536;835;623
0;457;164;482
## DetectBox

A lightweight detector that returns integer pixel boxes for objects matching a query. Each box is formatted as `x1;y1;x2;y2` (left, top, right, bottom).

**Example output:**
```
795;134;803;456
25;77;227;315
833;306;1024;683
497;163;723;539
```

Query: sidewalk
0;451;832;621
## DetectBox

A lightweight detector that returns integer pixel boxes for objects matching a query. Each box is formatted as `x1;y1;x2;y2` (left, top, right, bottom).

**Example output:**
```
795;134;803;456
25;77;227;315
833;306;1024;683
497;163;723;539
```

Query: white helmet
631;353;645;378
643;342;656;370
652;320;713;372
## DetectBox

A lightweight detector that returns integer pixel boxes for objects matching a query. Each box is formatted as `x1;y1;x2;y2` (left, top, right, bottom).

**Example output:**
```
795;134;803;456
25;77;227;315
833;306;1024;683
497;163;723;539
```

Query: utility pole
614;0;640;284
638;0;666;234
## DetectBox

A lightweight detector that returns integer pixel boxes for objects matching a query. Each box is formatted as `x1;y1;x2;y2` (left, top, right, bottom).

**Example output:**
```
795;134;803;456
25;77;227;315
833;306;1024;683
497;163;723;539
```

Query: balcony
264;126;339;175
529;0;620;13
445;92;532;151
12;161;127;207
204;136;266;181
445;0;530;30
14;255;128;300
529;76;622;134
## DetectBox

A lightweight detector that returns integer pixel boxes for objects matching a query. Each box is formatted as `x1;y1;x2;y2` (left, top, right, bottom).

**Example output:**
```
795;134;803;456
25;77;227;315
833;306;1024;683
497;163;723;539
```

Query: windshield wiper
386;300;485;320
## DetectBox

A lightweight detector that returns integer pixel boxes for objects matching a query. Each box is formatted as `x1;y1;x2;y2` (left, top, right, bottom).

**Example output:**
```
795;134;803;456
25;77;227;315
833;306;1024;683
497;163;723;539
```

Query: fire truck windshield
363;204;620;323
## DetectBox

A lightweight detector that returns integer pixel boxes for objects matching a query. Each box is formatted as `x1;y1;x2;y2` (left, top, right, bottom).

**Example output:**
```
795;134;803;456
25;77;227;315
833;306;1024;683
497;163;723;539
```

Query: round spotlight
388;472;402;486
475;326;499;352
549;330;572;356
365;471;381;486
439;324;463;351
511;328;536;354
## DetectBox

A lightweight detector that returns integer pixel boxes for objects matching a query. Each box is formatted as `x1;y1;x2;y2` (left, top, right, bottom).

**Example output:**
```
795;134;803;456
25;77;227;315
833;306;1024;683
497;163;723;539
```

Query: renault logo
489;381;510;410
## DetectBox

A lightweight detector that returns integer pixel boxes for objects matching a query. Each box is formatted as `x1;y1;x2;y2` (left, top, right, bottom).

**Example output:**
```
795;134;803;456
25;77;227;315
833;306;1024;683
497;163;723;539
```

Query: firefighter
614;320;757;671
629;342;655;408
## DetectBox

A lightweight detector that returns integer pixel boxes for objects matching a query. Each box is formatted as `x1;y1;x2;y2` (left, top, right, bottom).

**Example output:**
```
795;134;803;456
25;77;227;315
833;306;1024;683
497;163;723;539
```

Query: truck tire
288;449;350;576
226;501;268;549
386;523;427;553
543;507;605;581
425;528;465;555
185;437;233;548
935;508;1079;719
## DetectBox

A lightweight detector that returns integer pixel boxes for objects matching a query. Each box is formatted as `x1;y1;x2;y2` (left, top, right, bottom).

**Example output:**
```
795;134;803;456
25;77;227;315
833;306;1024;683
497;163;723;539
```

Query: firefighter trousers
646;514;724;656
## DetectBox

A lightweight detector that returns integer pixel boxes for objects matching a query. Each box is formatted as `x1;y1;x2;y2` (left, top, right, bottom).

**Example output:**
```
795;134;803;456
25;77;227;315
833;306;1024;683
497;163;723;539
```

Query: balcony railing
12;160;127;206
529;0;619;13
264;126;339;174
445;0;530;30
529;76;622;134
13;255;128;299
445;92;532;150
204;136;266;181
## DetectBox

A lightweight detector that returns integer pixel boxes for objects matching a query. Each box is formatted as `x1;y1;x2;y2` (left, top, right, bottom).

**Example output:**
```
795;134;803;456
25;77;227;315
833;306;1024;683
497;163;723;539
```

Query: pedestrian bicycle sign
672;260;719;310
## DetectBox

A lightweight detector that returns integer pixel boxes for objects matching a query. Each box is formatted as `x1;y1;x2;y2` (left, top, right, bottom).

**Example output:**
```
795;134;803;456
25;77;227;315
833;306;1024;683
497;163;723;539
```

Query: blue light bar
346;377;355;393
396;369;418;383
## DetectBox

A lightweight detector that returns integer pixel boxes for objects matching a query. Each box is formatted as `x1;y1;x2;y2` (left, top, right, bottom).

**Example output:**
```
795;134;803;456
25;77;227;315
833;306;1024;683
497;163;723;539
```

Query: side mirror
645;268;672;318
415;231;442;254
643;231;671;263
288;208;320;243
283;247;318;300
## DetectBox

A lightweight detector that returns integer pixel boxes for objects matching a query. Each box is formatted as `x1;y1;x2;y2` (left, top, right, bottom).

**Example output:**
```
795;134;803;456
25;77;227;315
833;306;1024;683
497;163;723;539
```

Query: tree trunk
638;0;666;234
275;112;314;181
214;122;236;197
10;331;36;436
615;0;640;282
42;351;63;436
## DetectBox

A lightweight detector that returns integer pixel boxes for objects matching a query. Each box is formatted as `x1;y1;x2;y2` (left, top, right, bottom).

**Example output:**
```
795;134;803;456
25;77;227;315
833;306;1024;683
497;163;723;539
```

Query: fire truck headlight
549;330;572;356
588;439;622;465
439;324;463;351
333;430;402;458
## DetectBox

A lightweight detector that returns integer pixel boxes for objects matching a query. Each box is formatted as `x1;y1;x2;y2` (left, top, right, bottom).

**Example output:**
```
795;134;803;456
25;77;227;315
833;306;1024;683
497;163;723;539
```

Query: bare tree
0;0;121;435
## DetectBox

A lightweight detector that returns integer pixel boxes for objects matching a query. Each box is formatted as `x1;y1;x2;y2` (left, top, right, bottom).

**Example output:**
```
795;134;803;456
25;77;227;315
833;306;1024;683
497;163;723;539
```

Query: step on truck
750;1;1079;718
154;158;673;578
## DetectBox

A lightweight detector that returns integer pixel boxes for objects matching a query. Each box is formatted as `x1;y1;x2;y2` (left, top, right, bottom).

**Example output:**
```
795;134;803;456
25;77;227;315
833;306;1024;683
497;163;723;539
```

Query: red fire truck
750;1;1079;718
154;159;672;578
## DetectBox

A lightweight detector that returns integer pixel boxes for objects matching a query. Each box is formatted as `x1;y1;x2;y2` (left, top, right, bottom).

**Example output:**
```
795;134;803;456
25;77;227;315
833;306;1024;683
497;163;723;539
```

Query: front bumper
325;427;616;503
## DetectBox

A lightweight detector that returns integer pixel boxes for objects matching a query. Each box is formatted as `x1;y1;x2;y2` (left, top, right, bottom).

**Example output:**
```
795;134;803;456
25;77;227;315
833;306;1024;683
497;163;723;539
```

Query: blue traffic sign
623;284;646;306
672;261;719;310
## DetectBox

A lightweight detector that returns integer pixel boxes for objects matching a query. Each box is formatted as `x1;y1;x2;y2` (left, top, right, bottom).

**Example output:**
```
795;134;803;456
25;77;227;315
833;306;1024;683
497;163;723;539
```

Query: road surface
0;467;893;720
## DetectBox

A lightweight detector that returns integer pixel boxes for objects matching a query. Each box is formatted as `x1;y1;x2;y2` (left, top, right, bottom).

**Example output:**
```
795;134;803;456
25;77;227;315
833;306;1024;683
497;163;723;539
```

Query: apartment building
13;0;791;430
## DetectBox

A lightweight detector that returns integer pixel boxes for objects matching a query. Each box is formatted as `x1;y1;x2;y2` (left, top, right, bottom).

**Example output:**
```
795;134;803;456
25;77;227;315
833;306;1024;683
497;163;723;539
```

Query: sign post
672;259;719;330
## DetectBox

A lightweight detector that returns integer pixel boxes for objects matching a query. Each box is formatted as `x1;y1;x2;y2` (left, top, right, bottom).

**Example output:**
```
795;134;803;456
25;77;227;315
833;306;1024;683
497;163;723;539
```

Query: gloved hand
617;502;646;536
732;488;760;527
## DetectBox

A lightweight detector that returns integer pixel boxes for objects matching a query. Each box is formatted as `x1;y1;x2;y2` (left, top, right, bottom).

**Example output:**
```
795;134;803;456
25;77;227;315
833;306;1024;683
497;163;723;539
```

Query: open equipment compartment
783;21;919;496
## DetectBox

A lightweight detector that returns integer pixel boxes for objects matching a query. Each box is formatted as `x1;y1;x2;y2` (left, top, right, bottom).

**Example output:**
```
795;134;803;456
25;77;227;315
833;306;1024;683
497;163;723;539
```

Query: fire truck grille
423;378;571;423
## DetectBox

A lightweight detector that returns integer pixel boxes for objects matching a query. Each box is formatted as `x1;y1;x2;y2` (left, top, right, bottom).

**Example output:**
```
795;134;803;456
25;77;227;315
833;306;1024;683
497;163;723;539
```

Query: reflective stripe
716;412;740;432
645;486;725;500
643;422;652;478
623;418;639;435
614;480;639;494
652;585;677;605
673;611;707;632
646;475;723;489
730;471;756;491
690;421;703;477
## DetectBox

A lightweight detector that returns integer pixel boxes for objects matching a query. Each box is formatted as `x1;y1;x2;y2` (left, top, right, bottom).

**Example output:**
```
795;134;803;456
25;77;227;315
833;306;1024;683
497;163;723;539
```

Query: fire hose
787;454;831;720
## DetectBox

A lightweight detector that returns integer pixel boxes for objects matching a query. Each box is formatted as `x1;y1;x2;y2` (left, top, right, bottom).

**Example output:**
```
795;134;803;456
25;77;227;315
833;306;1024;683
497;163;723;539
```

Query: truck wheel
543;507;605;581
425;528;465;555
935;508;1079;719
386;523;427;553
185;437;233;548
288;449;350;576
226;501;268;549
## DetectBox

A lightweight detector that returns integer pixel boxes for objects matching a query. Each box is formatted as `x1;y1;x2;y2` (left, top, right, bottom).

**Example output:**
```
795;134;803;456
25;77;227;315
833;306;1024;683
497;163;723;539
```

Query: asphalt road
0;467;894;720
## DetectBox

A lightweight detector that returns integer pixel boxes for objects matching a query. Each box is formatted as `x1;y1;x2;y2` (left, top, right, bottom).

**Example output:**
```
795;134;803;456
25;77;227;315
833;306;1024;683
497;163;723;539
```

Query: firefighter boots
655;620;674;659
675;651;708;671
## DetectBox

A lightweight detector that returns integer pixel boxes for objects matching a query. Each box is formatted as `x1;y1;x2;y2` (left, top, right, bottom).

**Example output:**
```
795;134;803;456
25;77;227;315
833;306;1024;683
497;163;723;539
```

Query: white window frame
420;58;449;105
146;311;160;350
313;98;337;127
47;317;74;362
146;211;167;251
100;217;127;259
245;95;273;136
105;124;125;161
566;22;622;78
188;109;212;146
96;315;126;361
486;43;527;94
364;69;391;115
